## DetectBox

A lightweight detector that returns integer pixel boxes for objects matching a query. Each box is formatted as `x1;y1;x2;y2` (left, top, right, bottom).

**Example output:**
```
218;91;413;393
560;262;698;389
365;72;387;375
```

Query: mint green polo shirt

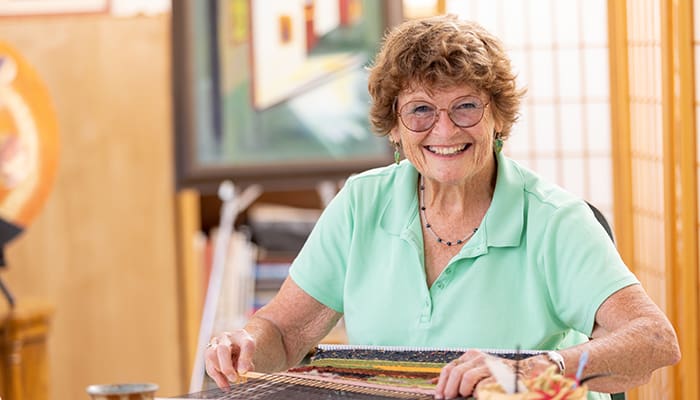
289;153;637;399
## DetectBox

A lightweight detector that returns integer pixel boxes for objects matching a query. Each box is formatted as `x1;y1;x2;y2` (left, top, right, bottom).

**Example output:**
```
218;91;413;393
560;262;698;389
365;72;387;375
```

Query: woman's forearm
517;285;680;394
243;314;291;373
244;277;343;373
560;314;680;392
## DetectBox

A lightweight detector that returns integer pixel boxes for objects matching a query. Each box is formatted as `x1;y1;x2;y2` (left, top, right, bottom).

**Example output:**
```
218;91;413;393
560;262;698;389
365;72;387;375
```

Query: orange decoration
0;41;59;232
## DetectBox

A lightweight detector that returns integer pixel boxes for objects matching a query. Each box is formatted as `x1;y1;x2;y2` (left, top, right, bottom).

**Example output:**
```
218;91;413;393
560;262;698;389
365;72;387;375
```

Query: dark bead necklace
419;175;478;247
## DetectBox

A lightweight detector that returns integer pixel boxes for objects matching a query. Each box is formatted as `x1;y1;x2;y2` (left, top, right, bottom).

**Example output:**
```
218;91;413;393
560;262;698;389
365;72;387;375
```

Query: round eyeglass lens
398;95;487;132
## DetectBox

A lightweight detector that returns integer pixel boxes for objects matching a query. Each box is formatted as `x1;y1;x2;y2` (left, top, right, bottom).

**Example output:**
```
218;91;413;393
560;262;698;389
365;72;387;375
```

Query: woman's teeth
427;144;469;155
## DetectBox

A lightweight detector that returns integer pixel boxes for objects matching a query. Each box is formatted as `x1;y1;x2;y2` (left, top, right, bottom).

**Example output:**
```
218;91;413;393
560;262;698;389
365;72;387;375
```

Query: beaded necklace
419;175;478;247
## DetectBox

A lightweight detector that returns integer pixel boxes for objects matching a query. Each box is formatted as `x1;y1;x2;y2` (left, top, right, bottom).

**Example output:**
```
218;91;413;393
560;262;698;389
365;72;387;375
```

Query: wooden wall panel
611;0;700;398
622;0;675;398
0;15;183;399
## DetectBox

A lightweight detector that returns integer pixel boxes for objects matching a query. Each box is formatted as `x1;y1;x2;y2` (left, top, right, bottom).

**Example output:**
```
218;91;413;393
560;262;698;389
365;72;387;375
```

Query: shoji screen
624;0;671;396
615;0;699;398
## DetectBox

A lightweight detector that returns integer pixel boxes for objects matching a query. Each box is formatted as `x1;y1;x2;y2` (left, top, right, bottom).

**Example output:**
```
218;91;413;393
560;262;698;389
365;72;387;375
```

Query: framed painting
173;0;403;191
0;0;110;16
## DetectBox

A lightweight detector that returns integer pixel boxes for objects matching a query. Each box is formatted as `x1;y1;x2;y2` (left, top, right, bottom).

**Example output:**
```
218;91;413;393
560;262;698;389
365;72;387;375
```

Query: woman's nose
431;109;458;134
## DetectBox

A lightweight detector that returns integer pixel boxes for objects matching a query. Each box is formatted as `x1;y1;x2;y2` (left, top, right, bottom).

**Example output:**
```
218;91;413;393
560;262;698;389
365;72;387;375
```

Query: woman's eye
455;101;478;110
411;104;434;115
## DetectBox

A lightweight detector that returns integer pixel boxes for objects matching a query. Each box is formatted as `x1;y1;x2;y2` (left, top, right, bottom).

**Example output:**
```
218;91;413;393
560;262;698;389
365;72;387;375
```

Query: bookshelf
176;183;350;387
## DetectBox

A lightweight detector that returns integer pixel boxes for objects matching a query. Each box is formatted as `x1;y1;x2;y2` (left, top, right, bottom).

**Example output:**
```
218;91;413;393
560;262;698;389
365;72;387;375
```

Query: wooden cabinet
0;299;52;400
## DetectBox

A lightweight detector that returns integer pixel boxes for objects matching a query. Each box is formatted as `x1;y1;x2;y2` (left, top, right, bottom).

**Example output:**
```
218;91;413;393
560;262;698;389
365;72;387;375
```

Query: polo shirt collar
378;152;525;251
481;151;525;248
378;161;421;245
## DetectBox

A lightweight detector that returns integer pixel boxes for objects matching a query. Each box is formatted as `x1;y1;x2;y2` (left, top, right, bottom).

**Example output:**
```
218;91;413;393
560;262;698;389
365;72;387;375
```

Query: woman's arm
533;203;681;392
434;284;680;399
553;284;680;393
205;276;342;387
248;276;343;371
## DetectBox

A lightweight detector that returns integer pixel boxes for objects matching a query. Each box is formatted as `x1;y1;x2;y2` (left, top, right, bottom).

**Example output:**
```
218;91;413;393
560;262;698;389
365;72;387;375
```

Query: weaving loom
171;345;541;400
169;372;435;399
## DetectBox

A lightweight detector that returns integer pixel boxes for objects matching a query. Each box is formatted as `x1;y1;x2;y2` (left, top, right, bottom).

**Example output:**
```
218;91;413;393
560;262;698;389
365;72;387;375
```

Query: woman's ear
388;127;400;144
493;117;504;135
489;104;504;133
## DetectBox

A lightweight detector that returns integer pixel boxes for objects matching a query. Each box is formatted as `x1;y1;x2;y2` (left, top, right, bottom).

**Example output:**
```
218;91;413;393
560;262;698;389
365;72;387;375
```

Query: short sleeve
541;201;639;336
288;181;355;313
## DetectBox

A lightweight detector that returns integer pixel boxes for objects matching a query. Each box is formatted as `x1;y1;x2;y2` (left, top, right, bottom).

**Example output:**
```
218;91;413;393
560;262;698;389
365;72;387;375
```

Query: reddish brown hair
367;15;526;139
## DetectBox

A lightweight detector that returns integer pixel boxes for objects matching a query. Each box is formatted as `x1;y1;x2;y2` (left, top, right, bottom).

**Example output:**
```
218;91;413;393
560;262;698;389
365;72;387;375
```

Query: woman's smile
424;143;472;156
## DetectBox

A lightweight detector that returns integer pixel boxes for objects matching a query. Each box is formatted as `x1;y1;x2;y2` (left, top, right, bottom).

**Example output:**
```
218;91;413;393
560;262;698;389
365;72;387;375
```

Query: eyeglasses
397;95;489;133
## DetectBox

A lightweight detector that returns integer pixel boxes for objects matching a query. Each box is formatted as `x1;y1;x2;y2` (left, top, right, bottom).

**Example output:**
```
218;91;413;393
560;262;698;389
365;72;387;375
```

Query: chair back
585;201;626;400
586;201;615;244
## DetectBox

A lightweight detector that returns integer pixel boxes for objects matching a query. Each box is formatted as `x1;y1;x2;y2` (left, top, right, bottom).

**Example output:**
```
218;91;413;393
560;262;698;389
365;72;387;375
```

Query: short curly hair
367;15;526;139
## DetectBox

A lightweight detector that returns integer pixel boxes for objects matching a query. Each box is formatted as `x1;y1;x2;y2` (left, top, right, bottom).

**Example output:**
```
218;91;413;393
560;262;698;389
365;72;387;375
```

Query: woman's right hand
204;330;257;388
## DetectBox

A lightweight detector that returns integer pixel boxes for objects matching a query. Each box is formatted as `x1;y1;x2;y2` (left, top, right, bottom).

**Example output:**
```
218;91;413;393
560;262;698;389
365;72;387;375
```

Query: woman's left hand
433;349;497;399
434;350;553;399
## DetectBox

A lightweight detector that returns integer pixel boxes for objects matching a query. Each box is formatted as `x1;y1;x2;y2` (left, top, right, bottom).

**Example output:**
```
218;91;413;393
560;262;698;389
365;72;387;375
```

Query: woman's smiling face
391;85;503;185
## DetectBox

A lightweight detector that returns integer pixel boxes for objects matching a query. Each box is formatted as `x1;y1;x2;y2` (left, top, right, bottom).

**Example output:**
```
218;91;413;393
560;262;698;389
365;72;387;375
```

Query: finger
443;363;472;399
204;345;231;388
442;361;483;399
235;336;256;374
205;360;230;388
436;350;485;398
226;330;256;374
456;366;490;399
434;359;460;398
474;376;496;399
215;341;240;383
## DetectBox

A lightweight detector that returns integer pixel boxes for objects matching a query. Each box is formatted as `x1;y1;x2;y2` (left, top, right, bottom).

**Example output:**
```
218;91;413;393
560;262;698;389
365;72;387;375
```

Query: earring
494;133;503;154
393;142;401;165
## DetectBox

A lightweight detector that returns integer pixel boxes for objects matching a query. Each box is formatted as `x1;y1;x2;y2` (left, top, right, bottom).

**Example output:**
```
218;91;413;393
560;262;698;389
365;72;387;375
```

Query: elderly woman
205;15;680;399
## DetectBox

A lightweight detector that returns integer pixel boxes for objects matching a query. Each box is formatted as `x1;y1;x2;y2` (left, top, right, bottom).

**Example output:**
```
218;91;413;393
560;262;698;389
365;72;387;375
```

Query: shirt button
436;282;445;289
445;268;452;274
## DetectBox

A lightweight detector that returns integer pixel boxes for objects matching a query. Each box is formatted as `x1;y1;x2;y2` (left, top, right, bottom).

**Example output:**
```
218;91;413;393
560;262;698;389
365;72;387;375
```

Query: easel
0;222;21;309
0;278;13;309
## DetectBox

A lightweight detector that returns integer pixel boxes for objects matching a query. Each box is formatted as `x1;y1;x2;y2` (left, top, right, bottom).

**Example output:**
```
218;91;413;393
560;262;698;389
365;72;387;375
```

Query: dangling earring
392;141;401;165
494;133;503;154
